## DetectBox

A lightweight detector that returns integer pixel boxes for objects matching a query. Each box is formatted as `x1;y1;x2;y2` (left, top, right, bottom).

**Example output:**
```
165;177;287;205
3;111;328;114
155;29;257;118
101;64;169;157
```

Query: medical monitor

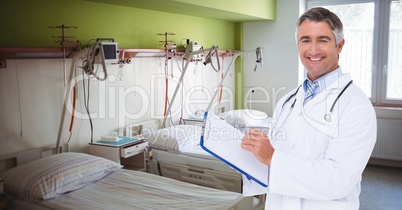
101;42;120;62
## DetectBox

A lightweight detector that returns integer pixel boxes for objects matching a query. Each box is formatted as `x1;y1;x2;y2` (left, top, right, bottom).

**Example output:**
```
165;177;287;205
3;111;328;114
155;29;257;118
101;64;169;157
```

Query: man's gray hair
295;7;344;46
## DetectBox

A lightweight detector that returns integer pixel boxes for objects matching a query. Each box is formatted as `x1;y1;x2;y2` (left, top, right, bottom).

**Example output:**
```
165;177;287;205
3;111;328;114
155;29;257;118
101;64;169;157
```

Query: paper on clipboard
200;112;269;187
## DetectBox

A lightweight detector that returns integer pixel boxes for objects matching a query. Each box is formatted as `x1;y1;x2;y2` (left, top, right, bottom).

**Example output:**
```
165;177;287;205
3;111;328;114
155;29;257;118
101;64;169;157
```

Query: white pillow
0;152;122;200
143;125;201;151
219;109;268;127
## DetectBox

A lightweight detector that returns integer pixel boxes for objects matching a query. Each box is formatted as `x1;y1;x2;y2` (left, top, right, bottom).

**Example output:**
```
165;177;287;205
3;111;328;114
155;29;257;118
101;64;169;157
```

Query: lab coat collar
302;74;352;109
303;67;343;95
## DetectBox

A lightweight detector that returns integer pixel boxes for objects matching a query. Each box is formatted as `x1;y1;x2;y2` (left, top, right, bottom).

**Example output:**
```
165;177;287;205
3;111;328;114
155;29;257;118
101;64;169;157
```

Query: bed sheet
32;169;248;210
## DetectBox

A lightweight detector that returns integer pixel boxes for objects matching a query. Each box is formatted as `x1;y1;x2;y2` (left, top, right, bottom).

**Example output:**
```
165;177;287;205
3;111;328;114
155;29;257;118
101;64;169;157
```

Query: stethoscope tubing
328;80;353;113
279;79;353;125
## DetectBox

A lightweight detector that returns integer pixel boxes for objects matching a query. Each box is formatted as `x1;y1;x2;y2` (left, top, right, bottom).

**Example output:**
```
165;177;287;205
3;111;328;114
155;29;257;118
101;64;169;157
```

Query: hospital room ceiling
83;0;276;22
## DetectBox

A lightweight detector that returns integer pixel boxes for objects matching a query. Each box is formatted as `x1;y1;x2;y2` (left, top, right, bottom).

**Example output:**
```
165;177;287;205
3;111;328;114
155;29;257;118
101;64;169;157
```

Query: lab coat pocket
304;131;331;159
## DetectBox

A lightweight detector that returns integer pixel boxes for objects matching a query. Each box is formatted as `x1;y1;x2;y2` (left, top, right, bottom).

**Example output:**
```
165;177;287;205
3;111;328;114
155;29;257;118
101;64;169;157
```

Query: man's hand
241;128;275;166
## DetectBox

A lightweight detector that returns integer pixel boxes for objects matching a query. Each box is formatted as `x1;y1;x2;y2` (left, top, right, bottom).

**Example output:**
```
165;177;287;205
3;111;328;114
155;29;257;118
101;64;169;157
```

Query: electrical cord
203;45;220;72
175;54;185;73
14;60;23;138
82;71;94;143
218;56;225;104
77;40;110;142
82;41;108;81
163;69;169;118
254;47;263;71
67;85;77;143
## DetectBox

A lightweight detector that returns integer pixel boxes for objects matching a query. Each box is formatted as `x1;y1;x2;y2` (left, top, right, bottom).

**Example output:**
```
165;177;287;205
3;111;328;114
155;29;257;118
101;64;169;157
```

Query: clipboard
200;111;269;187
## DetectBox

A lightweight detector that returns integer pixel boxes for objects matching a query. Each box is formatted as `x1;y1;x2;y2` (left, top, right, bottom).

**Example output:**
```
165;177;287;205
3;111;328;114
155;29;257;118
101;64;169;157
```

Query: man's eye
300;40;310;43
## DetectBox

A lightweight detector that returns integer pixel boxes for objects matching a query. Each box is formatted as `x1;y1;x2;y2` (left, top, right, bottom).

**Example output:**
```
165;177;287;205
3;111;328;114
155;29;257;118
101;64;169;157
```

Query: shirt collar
303;67;343;95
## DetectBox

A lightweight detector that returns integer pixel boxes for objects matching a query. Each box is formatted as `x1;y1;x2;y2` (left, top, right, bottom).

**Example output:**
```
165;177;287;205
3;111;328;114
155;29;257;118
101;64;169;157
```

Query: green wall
234;22;244;109
1;0;275;110
177;0;276;20
1;0;236;50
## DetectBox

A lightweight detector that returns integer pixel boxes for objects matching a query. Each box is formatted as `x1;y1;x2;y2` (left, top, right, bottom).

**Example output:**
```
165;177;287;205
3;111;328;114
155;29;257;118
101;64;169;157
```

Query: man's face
297;20;344;81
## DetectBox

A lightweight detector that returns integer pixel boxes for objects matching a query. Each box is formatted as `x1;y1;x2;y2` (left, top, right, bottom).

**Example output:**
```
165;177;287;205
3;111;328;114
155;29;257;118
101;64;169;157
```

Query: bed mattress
29;169;250;210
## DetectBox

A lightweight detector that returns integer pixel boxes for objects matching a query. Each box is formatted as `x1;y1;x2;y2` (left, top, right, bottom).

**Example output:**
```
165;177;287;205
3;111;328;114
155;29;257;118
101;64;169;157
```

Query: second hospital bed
139;109;271;194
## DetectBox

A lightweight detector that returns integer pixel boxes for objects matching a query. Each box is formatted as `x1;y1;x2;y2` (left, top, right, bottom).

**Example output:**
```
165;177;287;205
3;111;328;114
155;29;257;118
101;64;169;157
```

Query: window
307;0;402;106
386;1;402;101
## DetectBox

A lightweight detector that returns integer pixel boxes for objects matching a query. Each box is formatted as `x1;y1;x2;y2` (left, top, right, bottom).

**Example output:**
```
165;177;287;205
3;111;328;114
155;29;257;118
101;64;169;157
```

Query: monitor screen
102;43;119;61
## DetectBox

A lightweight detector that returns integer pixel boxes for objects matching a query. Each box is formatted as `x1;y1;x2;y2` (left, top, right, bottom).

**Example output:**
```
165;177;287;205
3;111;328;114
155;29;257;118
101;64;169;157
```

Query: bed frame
0;144;69;174
151;150;242;192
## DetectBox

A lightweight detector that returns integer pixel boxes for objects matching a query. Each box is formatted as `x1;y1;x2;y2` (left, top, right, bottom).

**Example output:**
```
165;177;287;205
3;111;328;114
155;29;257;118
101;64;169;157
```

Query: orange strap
67;67;78;143
218;57;225;104
67;85;77;143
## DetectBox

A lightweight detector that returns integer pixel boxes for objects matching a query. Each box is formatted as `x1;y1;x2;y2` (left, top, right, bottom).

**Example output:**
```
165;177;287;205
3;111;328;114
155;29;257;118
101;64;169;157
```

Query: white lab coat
242;74;377;210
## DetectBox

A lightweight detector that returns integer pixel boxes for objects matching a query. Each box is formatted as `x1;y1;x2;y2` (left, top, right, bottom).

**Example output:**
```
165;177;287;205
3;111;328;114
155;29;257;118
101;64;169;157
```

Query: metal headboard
0;144;69;174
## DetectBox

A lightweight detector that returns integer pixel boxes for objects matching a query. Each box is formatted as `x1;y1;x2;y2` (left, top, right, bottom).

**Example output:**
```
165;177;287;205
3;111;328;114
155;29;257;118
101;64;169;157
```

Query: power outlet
216;106;225;114
0;61;6;68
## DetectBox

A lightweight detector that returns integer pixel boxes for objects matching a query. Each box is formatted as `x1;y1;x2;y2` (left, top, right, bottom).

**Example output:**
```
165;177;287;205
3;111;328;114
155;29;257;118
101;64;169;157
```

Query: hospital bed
0;146;254;210
138;109;271;195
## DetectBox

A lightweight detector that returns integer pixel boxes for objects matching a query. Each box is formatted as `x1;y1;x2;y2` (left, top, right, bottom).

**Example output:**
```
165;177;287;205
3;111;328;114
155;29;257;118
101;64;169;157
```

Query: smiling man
241;7;377;210
298;19;344;81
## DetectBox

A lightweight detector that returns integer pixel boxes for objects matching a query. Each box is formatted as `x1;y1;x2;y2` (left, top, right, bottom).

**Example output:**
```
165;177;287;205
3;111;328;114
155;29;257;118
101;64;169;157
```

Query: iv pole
161;45;219;128
161;46;262;128
55;43;108;153
205;47;262;113
55;48;88;153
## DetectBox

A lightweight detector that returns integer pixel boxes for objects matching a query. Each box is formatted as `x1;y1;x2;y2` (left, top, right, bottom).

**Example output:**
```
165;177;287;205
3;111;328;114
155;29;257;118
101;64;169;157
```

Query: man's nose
308;42;320;54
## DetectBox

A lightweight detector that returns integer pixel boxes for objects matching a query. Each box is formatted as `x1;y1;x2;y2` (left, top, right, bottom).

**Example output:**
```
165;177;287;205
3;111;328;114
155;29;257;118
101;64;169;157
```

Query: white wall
0;55;235;155
243;0;301;116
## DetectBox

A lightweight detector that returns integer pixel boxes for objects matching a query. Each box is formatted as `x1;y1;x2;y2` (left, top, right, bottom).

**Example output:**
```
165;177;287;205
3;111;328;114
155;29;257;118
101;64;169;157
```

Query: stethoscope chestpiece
324;113;332;124
322;80;353;125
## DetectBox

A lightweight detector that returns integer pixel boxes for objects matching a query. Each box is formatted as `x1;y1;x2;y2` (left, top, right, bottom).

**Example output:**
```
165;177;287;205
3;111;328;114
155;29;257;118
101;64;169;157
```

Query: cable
167;98;175;126
67;65;79;143
218;56;225;104
178;56;185;123
175;54;185;73
82;41;108;81
81;66;94;143
163;67;169;118
203;45;220;72
254;47;263;71
14;60;23;138
67;84;77;143
76;41;109;143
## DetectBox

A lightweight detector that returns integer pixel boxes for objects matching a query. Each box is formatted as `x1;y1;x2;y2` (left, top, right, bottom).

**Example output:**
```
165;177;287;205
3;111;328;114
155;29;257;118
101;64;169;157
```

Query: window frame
305;0;402;107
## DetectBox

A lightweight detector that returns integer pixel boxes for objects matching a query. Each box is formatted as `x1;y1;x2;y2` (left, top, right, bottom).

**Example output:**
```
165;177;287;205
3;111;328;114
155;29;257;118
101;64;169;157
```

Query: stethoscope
280;80;353;124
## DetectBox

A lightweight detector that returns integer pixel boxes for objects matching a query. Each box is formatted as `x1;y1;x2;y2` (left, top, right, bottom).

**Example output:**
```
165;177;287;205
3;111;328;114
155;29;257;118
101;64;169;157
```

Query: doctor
241;7;376;210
